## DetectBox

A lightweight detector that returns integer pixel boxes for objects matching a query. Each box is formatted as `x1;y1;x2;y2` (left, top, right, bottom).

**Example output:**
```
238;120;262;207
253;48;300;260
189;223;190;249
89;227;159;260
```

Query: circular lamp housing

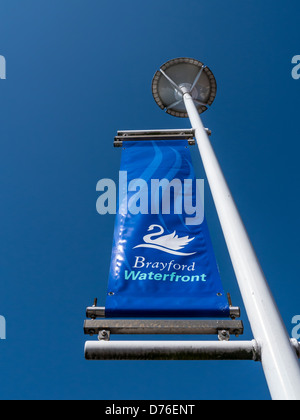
152;57;217;118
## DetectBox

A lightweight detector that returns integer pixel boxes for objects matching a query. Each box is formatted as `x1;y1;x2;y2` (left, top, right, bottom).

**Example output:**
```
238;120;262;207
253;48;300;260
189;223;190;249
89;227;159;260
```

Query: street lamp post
152;57;300;400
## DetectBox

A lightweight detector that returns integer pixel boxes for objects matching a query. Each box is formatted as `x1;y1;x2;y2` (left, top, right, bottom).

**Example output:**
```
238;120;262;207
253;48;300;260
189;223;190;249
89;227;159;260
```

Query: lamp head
152;57;217;118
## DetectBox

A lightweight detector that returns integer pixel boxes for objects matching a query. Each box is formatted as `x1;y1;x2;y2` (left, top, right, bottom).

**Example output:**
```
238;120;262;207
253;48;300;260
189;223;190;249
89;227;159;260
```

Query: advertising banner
105;140;230;317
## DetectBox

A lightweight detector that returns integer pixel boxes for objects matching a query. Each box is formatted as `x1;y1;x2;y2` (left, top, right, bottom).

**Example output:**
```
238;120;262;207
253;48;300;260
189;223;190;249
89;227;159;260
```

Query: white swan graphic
133;225;196;256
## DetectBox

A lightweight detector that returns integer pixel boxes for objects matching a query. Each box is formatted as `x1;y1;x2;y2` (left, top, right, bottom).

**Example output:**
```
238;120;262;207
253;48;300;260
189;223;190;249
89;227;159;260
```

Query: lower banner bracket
84;319;244;338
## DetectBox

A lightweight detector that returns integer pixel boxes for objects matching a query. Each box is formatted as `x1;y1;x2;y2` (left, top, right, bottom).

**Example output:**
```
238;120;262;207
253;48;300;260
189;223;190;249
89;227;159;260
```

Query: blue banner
105;140;230;317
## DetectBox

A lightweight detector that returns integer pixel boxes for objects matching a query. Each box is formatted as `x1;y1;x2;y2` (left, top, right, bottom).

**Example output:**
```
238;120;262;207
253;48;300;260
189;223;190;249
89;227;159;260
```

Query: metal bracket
84;319;244;338
86;305;241;320
227;293;240;320
218;330;231;342
114;128;211;148
87;306;106;319
98;330;111;342
85;300;242;343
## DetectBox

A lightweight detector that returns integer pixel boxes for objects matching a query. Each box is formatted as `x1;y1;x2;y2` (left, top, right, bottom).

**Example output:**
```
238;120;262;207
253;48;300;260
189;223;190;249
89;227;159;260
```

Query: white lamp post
152;57;300;400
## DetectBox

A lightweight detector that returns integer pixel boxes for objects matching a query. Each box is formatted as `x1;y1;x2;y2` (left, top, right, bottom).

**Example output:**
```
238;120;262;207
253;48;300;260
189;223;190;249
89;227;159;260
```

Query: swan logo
133;224;196;256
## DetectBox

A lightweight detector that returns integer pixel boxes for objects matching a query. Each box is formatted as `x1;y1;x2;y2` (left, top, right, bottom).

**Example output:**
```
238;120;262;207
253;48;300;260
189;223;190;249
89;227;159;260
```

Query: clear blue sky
0;0;299;400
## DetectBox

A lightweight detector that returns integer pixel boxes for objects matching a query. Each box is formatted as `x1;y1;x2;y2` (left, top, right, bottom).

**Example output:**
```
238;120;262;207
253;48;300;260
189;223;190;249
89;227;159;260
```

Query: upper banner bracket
114;128;211;148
